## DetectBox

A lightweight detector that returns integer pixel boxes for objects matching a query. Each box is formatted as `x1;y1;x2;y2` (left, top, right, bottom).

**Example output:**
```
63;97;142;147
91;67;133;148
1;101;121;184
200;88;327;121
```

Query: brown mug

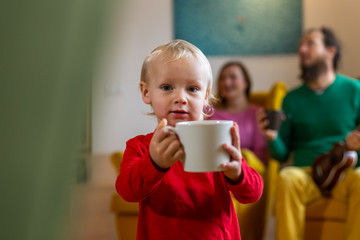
265;110;283;131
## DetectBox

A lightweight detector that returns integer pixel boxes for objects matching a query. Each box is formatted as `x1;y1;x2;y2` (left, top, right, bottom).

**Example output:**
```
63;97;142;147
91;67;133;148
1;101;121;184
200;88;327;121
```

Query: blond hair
140;39;215;114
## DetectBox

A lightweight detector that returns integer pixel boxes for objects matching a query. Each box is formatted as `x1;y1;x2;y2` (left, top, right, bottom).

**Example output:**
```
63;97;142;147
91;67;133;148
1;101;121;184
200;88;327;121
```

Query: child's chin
171;119;188;126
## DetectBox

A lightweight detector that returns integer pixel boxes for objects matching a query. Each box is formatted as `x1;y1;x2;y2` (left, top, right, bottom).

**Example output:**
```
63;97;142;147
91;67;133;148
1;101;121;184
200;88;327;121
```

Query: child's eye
160;85;172;91
188;86;199;92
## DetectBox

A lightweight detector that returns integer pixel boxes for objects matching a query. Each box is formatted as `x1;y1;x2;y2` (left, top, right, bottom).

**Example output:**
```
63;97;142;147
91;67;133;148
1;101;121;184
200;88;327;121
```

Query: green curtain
0;0;109;239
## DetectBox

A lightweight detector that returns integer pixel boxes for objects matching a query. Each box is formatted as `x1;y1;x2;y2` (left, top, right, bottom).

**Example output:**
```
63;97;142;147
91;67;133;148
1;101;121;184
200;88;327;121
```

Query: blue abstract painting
174;0;303;56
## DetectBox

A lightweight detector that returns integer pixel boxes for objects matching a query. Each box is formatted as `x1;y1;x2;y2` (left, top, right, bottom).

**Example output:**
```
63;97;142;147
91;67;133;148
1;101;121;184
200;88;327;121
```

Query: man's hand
346;129;360;151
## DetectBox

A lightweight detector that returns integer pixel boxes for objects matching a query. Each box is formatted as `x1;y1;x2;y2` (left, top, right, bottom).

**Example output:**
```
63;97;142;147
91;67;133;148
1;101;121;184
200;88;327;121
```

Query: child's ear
140;81;151;104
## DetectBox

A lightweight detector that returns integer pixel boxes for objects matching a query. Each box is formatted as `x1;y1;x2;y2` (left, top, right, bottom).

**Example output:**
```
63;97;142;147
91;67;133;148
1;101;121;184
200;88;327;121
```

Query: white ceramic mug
166;120;233;172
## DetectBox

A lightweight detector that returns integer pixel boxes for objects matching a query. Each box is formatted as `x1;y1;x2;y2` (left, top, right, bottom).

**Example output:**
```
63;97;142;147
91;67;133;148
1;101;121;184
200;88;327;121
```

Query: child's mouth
170;110;188;118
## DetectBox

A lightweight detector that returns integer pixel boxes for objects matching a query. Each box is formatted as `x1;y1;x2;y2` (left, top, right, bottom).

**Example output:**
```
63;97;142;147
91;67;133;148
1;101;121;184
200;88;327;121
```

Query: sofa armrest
110;193;139;215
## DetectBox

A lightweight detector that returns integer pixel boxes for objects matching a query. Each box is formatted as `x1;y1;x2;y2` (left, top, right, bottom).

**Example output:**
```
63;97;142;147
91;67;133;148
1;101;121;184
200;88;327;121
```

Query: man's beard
300;59;328;83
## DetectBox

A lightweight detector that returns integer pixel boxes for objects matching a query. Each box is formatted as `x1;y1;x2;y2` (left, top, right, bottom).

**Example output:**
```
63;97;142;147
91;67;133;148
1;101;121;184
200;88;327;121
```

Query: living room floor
67;184;118;240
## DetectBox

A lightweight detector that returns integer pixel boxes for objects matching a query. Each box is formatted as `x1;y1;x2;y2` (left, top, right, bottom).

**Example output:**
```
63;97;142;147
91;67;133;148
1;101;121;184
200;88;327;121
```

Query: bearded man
258;27;360;240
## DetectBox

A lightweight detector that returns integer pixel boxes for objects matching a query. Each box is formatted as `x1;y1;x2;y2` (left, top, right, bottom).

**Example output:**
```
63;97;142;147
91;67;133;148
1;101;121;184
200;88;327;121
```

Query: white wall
303;0;360;77
93;0;360;154
92;0;172;154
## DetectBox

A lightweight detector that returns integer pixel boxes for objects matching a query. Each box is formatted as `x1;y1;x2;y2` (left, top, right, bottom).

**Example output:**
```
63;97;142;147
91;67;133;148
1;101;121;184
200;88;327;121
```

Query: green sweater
269;74;360;167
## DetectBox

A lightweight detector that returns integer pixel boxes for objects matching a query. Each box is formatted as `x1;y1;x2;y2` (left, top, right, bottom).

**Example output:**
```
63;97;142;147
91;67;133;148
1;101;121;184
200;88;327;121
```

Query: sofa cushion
110;194;139;215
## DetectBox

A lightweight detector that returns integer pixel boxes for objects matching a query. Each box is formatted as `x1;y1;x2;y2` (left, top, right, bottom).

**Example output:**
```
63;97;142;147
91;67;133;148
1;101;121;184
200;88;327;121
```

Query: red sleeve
227;157;264;204
116;134;168;202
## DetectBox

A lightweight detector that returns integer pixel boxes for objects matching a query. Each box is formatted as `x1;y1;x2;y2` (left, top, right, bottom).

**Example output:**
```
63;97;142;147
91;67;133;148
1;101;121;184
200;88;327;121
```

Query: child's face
140;56;209;127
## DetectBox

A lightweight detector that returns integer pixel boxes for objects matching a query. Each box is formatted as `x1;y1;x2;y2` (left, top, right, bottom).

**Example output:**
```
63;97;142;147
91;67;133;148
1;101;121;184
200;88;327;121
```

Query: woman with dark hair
208;61;268;165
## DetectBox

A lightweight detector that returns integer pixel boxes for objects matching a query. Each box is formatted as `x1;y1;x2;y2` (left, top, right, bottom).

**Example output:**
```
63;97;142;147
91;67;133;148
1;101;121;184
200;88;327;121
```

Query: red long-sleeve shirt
116;133;263;240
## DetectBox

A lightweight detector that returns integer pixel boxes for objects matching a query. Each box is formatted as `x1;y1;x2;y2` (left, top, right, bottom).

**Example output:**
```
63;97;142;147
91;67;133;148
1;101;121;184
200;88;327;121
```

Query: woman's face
218;65;248;101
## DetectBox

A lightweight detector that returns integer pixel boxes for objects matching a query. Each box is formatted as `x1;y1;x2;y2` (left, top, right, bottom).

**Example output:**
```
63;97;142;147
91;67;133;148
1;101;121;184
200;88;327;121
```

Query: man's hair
321;27;341;70
311;27;341;71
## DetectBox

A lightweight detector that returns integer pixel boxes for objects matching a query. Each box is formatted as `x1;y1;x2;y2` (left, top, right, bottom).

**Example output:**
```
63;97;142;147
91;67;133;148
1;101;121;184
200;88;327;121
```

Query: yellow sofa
110;152;138;240
304;198;347;240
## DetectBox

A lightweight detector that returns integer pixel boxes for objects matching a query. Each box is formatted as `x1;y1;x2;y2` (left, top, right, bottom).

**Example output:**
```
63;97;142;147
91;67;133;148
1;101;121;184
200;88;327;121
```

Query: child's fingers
160;132;178;146
163;135;182;157
223;143;241;161
172;147;185;163
221;161;239;169
153;119;173;142
231;122;240;150
157;118;167;129
222;128;243;182
221;161;242;182
154;119;167;136
150;129;182;168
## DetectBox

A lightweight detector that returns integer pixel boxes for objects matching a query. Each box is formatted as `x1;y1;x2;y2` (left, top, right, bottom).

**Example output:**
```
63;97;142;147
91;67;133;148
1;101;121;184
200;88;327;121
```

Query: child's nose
174;90;187;105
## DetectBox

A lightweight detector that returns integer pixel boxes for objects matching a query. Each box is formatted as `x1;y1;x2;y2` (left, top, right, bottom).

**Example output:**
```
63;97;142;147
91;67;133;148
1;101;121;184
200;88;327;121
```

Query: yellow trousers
274;166;360;240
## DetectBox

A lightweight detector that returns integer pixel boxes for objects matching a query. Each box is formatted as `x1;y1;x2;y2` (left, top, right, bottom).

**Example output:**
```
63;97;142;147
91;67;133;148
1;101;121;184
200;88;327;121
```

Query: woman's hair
213;61;252;108
140;39;215;115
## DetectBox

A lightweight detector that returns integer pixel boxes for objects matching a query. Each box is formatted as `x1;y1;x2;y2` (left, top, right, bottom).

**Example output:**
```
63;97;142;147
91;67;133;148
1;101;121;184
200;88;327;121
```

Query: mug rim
176;120;233;126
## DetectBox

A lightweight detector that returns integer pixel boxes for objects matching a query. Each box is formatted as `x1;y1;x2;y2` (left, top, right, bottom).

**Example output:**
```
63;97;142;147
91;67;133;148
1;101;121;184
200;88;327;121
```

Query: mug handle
164;125;177;133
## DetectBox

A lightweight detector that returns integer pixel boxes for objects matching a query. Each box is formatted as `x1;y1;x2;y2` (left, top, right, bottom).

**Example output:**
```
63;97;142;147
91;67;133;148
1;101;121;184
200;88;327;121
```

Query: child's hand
221;122;243;183
149;119;185;169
